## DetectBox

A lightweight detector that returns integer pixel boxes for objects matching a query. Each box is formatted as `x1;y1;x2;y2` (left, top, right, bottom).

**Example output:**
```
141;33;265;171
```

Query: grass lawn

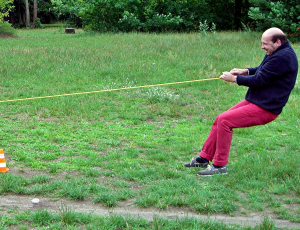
0;28;299;229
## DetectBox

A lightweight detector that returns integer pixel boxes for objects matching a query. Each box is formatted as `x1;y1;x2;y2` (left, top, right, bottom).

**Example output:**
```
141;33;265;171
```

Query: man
184;27;298;176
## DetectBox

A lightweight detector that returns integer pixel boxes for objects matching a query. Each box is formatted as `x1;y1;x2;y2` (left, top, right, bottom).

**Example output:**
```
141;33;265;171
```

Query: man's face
261;35;280;55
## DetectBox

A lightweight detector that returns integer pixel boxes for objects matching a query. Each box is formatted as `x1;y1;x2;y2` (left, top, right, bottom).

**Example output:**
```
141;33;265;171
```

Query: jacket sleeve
247;66;259;75
236;55;288;88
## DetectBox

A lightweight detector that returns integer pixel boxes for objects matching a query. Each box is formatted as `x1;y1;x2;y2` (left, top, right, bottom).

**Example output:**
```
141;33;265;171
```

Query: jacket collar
271;40;290;56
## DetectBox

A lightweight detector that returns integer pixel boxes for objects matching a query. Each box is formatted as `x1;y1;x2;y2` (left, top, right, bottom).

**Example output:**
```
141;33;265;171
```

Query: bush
145;13;183;32
53;0;236;33
34;18;43;28
118;11;144;32
0;21;17;37
248;0;300;36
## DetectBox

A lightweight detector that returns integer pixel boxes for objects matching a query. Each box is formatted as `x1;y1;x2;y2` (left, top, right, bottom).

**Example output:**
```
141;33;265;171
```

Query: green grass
0;208;278;230
0;27;300;229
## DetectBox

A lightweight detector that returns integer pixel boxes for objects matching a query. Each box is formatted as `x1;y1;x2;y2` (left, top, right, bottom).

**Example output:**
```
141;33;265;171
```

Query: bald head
261;28;286;55
263;27;287;43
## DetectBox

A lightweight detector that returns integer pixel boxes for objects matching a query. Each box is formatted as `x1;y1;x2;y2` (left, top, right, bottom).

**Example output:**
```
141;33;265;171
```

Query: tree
248;0;300;34
51;0;83;27
33;0;37;25
38;0;57;23
0;0;14;22
234;0;242;29
24;0;30;27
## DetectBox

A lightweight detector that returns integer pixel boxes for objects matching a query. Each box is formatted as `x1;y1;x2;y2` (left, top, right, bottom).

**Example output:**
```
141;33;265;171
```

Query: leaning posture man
184;27;298;176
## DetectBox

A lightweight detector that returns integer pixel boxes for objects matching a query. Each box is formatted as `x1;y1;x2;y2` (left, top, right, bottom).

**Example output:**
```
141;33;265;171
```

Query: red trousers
199;100;278;166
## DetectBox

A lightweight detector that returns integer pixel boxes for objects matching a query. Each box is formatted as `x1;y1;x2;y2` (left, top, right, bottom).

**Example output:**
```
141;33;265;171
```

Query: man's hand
230;68;248;76
220;71;237;83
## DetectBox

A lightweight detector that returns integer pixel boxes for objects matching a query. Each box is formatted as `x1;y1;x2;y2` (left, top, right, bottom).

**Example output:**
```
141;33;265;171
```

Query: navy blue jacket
236;41;298;114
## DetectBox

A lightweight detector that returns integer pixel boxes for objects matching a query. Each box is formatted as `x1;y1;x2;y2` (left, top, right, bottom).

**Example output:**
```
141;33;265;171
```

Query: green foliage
31;209;57;226
249;0;300;35
0;174;29;194
0;0;13;22
146;13;183;32
199;20;209;35
93;192;118;207
51;0;83;27
58;202;92;225
37;0;58;24
0;21;16;37
51;0;236;32
33;18;43;29
118;11;143;32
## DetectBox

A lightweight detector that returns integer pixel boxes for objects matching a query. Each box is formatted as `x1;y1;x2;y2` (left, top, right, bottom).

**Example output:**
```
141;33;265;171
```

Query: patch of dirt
1;195;300;229
0;34;15;38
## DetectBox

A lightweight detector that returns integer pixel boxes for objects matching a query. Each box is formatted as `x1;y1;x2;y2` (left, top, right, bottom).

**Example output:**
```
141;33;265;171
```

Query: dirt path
1;195;300;229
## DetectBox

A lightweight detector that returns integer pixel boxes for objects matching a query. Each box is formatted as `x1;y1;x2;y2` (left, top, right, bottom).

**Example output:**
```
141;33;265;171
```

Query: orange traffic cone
0;149;9;173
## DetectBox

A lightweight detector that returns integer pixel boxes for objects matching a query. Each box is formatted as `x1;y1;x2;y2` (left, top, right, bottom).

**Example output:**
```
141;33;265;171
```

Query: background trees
50;0;247;32
2;0;299;35
5;0;57;27
0;0;14;36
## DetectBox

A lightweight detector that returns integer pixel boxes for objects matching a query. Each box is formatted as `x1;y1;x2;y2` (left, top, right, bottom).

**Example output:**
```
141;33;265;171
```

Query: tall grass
0;28;299;228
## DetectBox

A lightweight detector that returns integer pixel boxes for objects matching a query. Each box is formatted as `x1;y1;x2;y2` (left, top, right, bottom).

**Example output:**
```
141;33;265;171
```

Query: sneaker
183;158;209;168
197;164;227;176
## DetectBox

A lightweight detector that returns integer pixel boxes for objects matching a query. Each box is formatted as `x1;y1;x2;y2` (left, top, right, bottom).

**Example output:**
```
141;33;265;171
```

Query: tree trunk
25;0;30;27
17;0;22;24
234;0;242;30
9;11;15;25
33;0;37;25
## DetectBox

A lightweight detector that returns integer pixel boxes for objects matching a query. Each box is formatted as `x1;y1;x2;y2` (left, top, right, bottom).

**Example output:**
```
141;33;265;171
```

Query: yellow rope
0;77;220;103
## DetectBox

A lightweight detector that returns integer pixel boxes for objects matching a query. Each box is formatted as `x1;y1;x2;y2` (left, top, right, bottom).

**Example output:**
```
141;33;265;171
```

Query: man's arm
230;68;249;76
220;72;237;83
220;68;249;83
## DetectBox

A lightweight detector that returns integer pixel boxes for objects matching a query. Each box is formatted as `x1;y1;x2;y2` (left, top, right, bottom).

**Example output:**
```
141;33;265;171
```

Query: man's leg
199;100;251;162
201;101;278;166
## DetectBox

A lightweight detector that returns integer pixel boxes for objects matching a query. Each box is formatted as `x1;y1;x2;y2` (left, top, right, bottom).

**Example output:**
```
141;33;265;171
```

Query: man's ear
276;39;282;47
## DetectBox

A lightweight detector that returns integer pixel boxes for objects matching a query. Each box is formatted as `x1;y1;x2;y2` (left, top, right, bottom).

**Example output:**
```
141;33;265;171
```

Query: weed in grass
274;206;300;222
100;214;130;229
88;183;109;194
254;216;276;230
0;174;28;194
116;188;136;200
192;200;221;214
57;201;92;226
27;183;49;195
60;210;78;226
156;199;169;209
112;179;132;188
82;168;101;177
265;196;282;209
31;209;56;227
152;216;242;230
63;182;88;200
49;164;59;174
15;210;32;222
30;174;51;184
221;200;240;215
93;192;118;207
0;215;18;227
144;87;179;103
